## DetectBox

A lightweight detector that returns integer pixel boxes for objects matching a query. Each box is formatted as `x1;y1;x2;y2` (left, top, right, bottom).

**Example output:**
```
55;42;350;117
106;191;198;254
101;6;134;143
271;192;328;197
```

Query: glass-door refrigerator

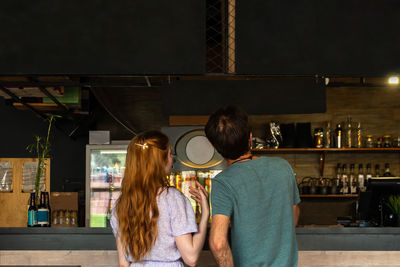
85;144;128;227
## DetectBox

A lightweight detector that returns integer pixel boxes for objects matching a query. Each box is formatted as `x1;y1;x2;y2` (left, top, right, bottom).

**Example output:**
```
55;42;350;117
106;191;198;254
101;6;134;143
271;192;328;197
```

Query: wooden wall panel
168;86;400;224
250;86;400;182
298;199;356;225
0;158;50;227
170;86;400;181
249;86;400;138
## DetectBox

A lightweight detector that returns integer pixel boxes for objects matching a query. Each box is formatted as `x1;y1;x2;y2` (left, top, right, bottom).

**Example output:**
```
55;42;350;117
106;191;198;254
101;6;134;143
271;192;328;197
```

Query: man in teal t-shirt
205;106;300;267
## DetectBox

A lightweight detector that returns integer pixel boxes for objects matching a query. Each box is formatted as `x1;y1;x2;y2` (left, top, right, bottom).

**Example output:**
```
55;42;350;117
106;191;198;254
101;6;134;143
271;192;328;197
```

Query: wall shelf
252;148;400;153
252;147;400;178
300;194;359;198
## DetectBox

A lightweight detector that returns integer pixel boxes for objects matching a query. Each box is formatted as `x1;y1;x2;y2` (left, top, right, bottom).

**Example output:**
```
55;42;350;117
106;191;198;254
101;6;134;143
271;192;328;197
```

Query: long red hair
115;130;170;262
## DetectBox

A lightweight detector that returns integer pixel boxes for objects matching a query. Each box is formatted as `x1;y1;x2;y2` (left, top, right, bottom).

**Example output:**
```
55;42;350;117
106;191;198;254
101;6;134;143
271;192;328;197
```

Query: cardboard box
50;192;78;227
50;192;78;210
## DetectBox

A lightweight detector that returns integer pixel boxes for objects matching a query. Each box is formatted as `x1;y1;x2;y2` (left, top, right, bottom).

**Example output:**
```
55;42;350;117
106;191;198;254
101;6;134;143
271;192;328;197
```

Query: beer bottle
37;191;49;227
383;163;394;177
349;164;357;194
27;192;37;227
375;164;381;177
358;164;366;192
45;192;51;227
341;164;349;194
366;163;372;187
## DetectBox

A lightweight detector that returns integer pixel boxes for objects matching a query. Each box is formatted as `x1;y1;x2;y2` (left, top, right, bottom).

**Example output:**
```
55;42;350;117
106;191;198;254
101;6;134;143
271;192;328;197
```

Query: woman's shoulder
159;187;185;200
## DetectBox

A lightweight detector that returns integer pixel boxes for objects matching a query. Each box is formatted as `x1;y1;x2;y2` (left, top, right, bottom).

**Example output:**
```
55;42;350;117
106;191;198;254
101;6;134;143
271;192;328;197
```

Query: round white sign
185;136;214;165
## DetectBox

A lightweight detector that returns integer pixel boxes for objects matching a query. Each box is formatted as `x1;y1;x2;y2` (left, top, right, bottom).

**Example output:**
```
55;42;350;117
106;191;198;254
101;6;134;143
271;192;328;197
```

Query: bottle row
252;118;400;149
27;191;51;227
52;209;78;226
168;170;222;223
168;170;221;195
315;117;400;149
335;162;395;194
298;162;396;195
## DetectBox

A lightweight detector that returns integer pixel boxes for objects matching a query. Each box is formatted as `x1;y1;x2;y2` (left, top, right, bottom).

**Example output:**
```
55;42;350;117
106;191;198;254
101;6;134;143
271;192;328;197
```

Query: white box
89;131;110;144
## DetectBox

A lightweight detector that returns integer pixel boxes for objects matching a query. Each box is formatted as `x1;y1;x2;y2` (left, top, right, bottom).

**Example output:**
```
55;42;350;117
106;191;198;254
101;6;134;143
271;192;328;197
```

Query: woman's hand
189;181;210;218
176;180;209;266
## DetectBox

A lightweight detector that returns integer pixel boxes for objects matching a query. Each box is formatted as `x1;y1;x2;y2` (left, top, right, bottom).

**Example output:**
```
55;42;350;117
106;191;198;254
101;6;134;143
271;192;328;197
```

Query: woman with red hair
111;130;209;267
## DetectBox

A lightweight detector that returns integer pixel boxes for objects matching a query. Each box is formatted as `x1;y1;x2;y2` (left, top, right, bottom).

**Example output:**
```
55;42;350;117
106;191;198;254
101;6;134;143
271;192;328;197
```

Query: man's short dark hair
205;106;250;160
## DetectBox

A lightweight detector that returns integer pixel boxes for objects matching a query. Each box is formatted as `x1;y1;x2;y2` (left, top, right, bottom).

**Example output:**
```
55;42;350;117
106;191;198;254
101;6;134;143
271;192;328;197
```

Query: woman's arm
174;181;210;267
116;237;130;267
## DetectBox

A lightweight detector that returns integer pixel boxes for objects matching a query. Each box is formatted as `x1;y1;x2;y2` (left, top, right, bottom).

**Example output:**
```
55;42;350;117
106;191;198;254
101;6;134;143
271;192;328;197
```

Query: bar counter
1;227;400;266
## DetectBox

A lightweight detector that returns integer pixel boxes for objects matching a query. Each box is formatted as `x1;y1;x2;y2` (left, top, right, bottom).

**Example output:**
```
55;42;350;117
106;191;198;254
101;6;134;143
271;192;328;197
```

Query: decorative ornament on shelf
26;115;57;207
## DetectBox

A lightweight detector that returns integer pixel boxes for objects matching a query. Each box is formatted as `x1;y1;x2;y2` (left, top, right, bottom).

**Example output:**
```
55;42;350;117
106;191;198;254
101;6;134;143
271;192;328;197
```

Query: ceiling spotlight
388;76;399;85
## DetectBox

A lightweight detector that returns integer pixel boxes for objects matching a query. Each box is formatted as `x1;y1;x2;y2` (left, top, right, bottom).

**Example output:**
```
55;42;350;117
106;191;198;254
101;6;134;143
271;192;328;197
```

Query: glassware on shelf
383;135;392;148
376;137;384;148
313;128;324;148
365;135;374;148
393;136;400;148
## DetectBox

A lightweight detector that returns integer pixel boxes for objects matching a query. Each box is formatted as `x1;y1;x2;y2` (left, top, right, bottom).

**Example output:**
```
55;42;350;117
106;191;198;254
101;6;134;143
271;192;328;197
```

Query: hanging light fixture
388;76;399;85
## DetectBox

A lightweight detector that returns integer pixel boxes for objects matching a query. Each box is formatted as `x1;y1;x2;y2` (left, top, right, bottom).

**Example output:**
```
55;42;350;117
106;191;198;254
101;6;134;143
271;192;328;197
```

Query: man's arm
293;205;300;226
209;214;234;267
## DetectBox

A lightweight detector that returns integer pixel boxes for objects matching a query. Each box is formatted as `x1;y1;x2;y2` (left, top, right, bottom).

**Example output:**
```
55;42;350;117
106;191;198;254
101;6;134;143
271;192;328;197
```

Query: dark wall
236;0;400;76
91;87;169;140
0;0;205;75
163;78;326;115
0;98;87;192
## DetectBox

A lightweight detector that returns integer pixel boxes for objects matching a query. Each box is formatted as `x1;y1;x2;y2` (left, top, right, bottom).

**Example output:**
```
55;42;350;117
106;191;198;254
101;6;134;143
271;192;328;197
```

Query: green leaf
386;195;400;214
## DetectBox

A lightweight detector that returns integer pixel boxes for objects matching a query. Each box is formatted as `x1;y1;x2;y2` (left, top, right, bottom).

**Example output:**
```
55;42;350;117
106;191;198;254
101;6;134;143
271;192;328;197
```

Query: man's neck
226;151;253;167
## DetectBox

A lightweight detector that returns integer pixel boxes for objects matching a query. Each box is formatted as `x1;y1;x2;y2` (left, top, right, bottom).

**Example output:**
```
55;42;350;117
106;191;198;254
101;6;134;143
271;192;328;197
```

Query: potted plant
26;115;56;206
386;195;400;227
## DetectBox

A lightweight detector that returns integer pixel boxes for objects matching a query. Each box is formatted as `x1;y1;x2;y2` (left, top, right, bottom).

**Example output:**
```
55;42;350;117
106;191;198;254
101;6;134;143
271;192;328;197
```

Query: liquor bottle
375;164;381;177
358;164;366;192
383;163;394;177
45;192;51;227
324;121;332;148
37;191;49;227
336;163;342;187
349;164;357;194
344;116;353;148
341;164;349;194
356;122;362;148
27;192;37;227
335;124;343;148
169;172;176;187
366;163;373;186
